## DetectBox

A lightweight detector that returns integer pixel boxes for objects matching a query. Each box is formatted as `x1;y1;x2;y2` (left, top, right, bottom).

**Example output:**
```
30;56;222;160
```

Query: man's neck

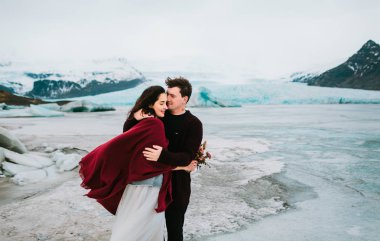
170;108;186;115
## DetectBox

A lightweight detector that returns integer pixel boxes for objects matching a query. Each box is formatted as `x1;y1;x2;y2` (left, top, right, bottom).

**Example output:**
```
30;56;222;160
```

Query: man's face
166;87;187;112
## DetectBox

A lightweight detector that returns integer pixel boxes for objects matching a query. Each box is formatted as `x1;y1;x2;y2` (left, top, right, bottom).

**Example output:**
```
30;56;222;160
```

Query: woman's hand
134;109;152;120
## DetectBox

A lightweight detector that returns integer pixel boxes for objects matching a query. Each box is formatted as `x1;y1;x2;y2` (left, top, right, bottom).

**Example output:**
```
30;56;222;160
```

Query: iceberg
0;105;64;118
60;100;115;112
33;103;61;111
29;104;64;117
0;101;115;118
0;108;31;118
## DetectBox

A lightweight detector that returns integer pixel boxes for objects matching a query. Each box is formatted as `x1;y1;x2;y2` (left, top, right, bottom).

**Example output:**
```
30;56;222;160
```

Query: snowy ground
0;107;287;241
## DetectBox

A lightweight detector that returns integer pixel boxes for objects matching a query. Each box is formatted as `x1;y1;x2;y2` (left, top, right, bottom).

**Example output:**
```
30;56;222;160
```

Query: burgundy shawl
79;118;174;215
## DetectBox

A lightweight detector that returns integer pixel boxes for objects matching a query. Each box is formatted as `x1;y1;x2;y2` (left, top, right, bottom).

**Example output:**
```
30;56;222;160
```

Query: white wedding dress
110;175;165;241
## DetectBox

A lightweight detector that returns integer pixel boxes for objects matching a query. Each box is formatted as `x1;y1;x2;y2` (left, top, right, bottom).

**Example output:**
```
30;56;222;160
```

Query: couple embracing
79;77;203;241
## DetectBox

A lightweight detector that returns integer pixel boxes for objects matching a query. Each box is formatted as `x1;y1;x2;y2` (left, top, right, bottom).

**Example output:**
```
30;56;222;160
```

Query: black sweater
123;110;203;210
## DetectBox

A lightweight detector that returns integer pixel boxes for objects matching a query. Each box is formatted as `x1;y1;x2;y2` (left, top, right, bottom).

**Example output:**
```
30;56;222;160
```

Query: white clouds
1;0;380;77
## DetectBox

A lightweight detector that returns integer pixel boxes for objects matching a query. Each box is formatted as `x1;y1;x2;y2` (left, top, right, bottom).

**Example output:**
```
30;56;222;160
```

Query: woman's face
152;93;168;117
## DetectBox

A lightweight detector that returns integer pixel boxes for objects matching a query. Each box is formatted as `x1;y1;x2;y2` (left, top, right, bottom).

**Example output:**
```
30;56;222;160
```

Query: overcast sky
1;0;379;78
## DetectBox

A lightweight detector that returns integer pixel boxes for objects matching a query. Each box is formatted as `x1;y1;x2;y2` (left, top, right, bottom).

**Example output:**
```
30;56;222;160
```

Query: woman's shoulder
121;117;164;138
139;117;164;127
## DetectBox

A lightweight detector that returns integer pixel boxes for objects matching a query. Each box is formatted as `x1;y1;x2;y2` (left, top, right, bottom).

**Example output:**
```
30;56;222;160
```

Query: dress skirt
110;184;165;241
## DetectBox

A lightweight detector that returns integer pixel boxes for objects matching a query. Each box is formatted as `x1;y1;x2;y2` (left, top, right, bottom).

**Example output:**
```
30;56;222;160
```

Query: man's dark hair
165;77;192;102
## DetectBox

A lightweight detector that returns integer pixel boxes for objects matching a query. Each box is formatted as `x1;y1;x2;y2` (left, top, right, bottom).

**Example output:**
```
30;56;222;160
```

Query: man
123;77;203;240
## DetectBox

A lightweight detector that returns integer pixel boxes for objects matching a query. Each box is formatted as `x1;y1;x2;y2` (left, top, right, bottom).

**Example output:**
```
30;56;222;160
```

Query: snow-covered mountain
292;40;380;90
0;58;146;99
290;72;319;83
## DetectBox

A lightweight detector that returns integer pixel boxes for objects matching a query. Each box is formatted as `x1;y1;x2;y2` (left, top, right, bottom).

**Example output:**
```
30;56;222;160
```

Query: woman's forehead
158;93;167;100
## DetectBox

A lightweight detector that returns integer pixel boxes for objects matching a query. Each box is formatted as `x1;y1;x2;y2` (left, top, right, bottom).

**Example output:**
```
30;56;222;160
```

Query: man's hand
143;145;163;161
183;160;198;173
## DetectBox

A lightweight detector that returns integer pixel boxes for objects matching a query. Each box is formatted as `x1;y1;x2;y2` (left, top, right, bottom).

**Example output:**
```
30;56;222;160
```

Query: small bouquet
195;141;212;168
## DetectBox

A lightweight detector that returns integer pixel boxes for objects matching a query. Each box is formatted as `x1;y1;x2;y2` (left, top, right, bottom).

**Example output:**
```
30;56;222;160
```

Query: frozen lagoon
0;104;379;241
201;104;380;241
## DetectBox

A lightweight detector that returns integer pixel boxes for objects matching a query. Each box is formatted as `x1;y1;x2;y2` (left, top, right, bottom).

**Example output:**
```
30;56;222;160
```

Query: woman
79;86;195;241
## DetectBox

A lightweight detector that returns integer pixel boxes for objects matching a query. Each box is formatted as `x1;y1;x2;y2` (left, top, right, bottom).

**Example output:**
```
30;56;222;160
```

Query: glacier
59;78;380;107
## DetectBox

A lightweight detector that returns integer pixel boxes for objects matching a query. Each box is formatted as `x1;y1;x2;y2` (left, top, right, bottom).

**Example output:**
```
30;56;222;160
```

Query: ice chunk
51;151;81;172
2;147;43;168
44;165;60;178
0;127;28;154
1;161;38;176
11;169;47;185
0;102;8;110
0;148;5;163
24;152;54;167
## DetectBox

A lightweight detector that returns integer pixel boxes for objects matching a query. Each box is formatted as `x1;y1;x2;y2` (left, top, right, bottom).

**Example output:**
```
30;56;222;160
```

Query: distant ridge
0;90;70;106
304;40;380;91
26;78;143;99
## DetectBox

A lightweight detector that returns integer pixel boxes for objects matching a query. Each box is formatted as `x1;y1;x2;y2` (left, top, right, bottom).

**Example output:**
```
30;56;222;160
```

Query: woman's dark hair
127;85;166;120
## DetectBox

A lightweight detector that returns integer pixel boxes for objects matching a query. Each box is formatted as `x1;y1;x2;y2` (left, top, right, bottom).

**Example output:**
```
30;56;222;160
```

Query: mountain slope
0;58;147;98
306;40;380;90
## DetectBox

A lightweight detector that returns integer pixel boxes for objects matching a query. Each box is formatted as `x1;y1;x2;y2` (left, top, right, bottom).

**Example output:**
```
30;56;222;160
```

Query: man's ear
183;96;189;104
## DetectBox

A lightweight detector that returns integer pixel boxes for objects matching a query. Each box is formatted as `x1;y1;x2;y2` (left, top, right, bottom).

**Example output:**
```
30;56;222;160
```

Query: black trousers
165;204;187;241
